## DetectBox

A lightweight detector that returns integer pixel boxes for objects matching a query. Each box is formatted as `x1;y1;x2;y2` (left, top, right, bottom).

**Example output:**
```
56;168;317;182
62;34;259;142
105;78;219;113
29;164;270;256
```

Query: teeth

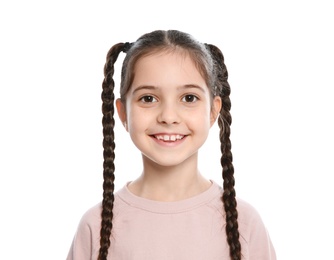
155;134;184;141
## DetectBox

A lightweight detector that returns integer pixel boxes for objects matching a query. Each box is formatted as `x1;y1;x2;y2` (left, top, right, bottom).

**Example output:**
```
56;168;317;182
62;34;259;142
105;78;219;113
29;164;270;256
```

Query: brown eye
140;95;157;103
182;95;198;103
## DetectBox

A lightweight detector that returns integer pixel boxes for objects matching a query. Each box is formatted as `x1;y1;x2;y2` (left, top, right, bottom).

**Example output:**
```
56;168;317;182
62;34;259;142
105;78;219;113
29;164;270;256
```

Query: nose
157;102;181;125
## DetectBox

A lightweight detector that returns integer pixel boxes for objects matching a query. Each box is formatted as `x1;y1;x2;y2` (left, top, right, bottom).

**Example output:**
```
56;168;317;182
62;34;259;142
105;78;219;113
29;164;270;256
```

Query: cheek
195;104;212;123
127;107;147;132
186;108;212;133
127;114;139;132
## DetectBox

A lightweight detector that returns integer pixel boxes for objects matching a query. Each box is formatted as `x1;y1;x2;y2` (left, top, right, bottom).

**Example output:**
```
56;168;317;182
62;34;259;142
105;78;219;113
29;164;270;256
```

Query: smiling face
116;50;221;168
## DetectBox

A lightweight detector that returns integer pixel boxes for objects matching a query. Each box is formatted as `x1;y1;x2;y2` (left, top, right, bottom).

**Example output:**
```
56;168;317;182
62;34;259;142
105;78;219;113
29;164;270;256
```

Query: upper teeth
155;135;184;141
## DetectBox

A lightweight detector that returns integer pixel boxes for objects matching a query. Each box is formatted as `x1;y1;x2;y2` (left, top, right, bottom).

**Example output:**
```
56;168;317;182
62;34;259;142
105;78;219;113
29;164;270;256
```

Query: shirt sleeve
237;199;277;260
66;204;102;260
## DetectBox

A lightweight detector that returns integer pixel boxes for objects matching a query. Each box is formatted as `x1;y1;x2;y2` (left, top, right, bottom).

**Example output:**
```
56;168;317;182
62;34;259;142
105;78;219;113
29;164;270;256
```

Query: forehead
132;51;207;88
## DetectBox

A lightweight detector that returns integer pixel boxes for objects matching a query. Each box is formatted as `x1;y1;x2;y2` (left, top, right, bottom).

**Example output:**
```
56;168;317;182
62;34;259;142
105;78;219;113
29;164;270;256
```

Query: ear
116;98;128;131
210;96;222;126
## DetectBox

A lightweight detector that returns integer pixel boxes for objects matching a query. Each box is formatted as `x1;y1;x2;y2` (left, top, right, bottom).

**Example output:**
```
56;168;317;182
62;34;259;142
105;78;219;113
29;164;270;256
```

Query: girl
67;30;276;260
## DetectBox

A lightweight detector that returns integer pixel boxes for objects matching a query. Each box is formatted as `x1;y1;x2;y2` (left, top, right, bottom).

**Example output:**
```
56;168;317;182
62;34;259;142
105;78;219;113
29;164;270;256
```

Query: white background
0;1;333;259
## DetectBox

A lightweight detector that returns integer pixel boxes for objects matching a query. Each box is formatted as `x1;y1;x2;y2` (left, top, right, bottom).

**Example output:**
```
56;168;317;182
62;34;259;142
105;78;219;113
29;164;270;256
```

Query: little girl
67;30;276;260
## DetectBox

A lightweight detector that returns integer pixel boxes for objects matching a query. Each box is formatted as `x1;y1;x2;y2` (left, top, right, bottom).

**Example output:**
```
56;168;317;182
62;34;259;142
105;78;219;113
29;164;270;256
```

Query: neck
128;153;211;201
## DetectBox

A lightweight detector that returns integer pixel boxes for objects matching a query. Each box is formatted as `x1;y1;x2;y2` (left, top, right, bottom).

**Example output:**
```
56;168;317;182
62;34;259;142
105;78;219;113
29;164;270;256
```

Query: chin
142;153;197;168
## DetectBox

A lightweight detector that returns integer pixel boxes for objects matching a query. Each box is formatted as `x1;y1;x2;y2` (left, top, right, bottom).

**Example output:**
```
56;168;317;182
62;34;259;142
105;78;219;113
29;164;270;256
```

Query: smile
153;134;185;142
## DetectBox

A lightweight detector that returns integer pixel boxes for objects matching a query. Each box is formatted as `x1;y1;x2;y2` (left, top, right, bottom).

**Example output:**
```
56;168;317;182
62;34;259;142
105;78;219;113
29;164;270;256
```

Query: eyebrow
132;85;157;94
132;84;205;94
179;84;205;93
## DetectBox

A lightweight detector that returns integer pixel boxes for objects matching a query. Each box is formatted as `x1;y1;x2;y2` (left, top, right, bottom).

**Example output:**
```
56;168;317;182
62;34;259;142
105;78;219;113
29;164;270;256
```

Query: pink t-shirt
67;181;276;259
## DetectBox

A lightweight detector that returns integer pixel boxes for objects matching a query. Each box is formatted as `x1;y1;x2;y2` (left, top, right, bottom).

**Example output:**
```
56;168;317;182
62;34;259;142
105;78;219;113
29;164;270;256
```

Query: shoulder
73;202;102;243
236;198;276;259
80;202;102;223
210;182;264;220
67;195;128;260
77;191;128;227
213;183;276;257
66;203;102;260
236;197;268;236
204;182;266;227
237;197;263;223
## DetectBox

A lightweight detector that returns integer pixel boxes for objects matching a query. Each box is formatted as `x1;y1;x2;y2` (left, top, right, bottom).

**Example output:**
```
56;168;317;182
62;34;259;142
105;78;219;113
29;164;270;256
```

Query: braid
98;42;125;260
206;44;241;260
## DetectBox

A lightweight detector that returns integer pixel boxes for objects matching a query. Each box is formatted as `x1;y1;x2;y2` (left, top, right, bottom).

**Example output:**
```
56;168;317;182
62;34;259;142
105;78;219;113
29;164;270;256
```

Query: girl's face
116;51;221;167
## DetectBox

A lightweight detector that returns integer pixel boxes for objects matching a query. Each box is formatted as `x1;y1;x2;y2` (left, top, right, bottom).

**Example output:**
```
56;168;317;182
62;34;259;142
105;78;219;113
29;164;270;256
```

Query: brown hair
99;30;241;260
